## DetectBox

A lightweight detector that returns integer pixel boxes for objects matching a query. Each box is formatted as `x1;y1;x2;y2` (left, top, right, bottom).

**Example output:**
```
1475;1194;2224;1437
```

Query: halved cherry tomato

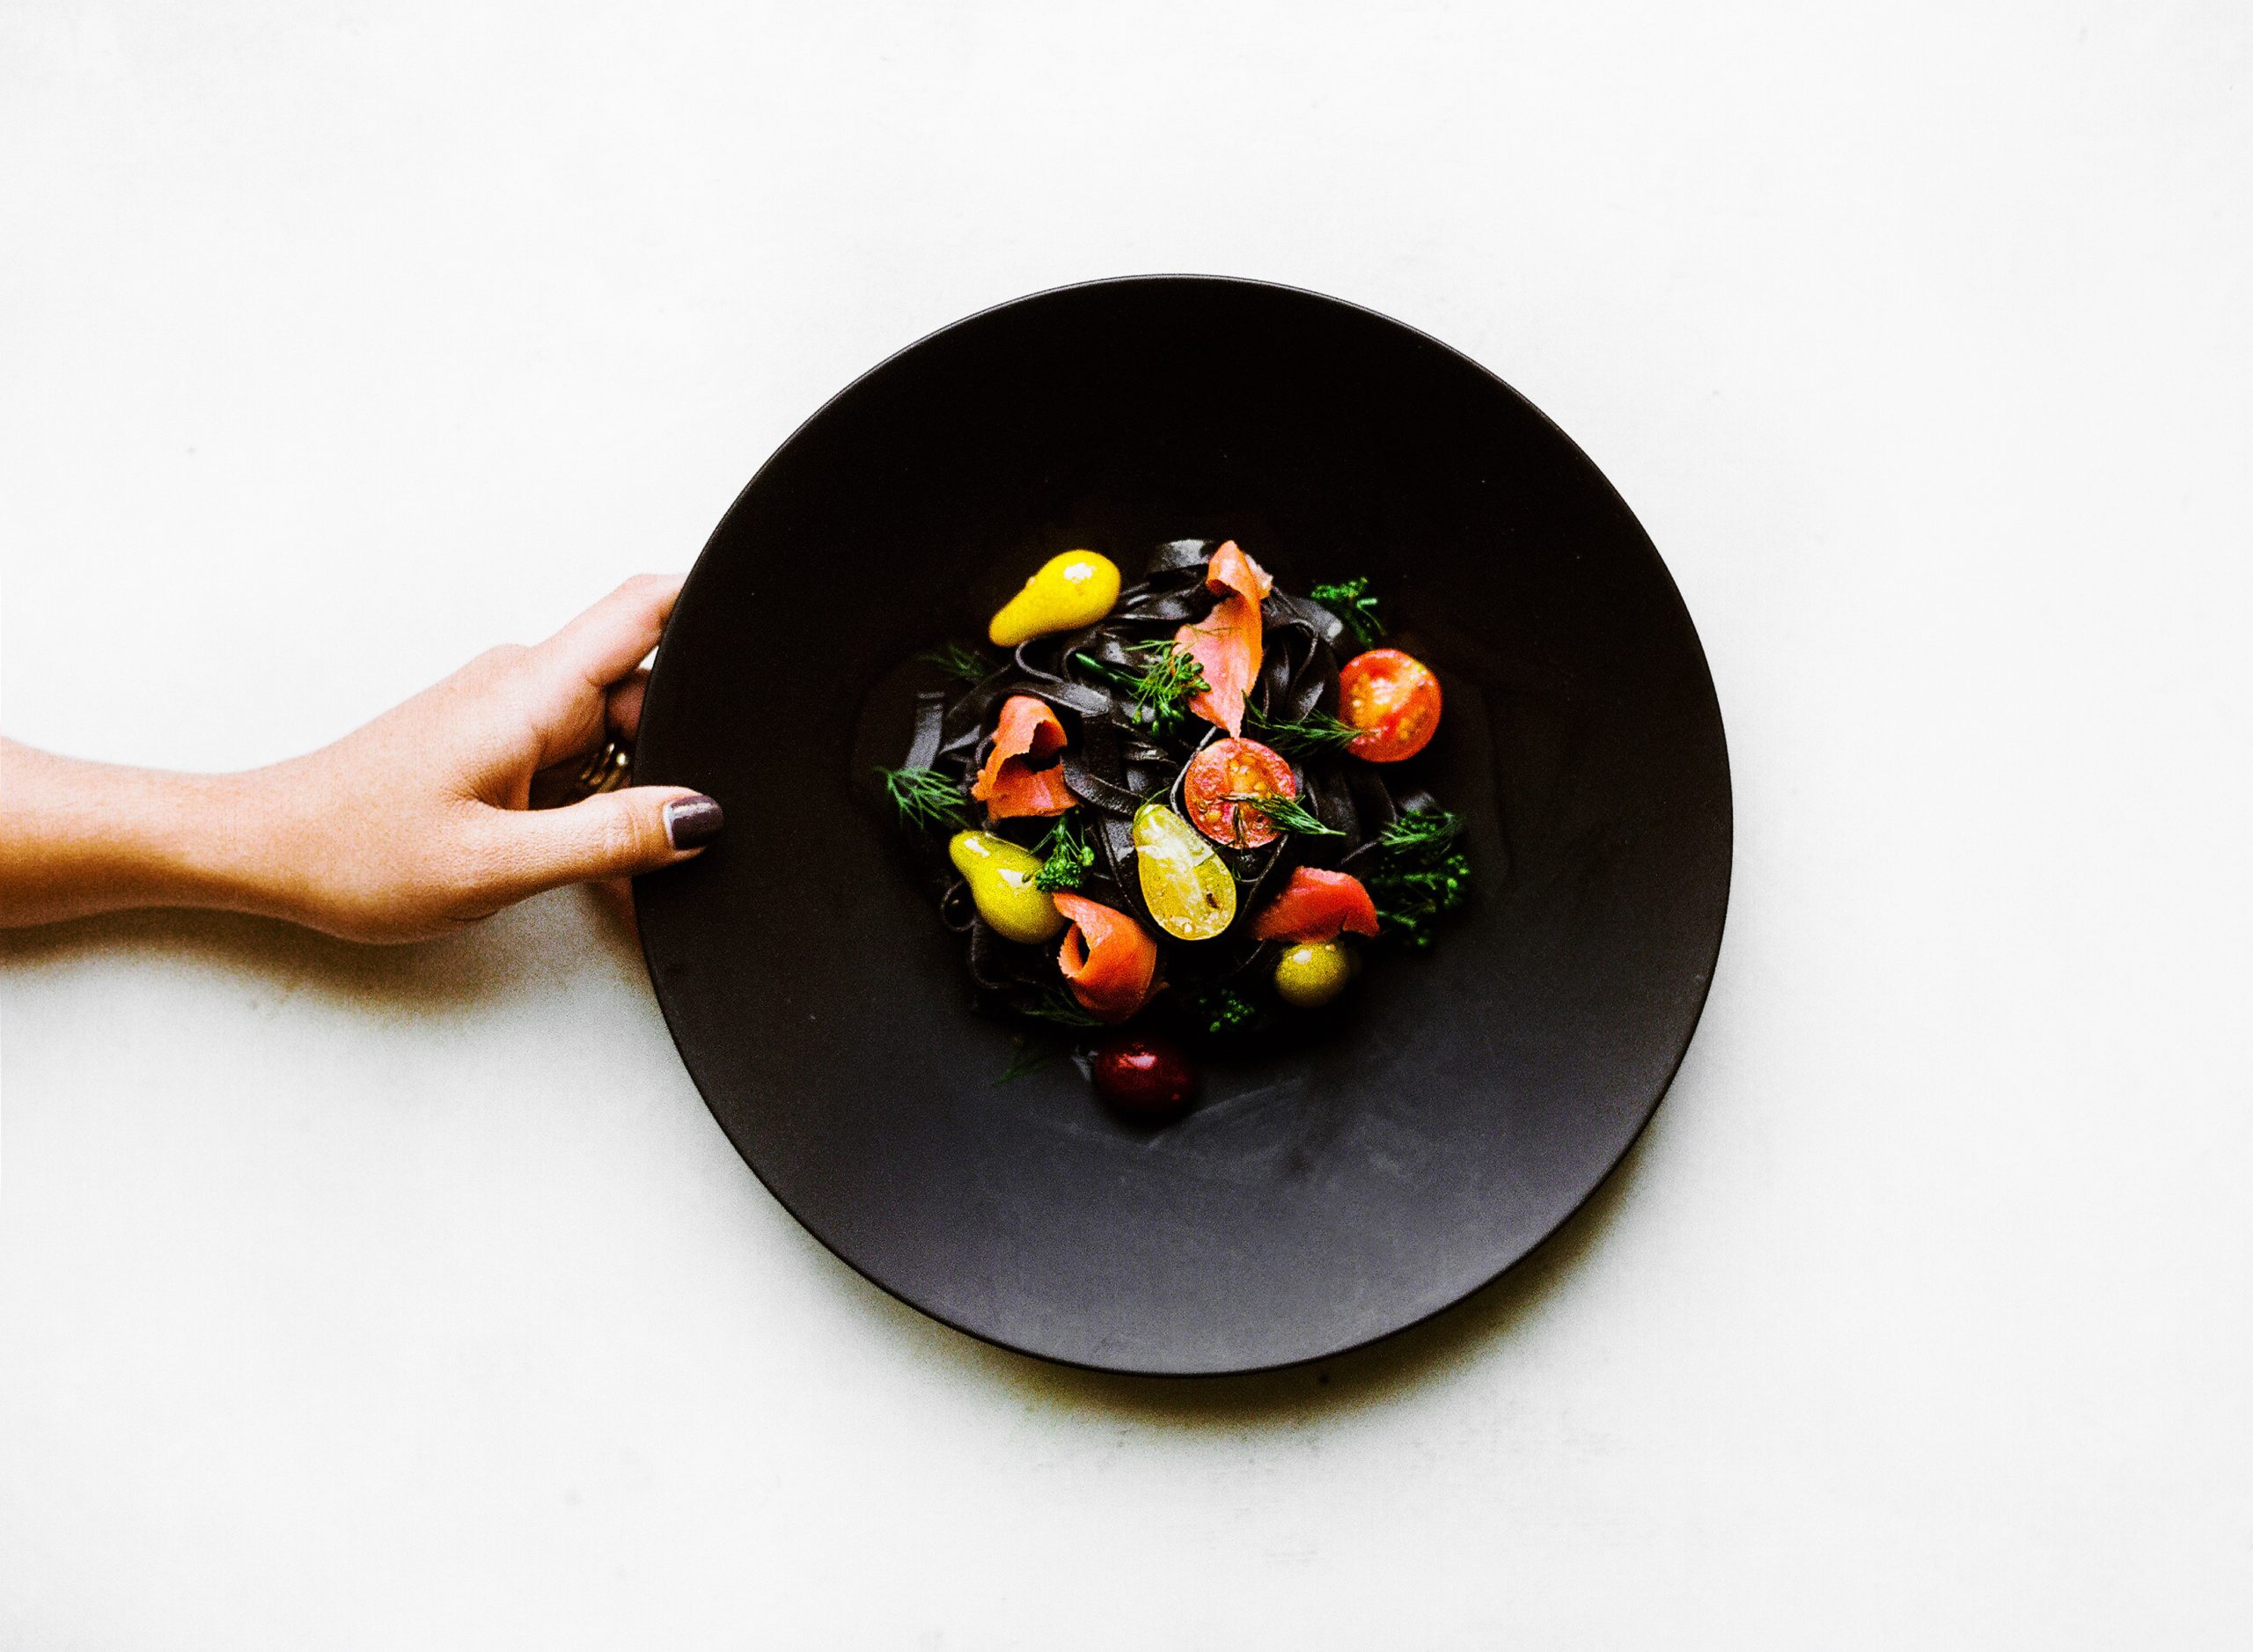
1338;648;1442;763
1182;737;1296;848
1131;802;1236;941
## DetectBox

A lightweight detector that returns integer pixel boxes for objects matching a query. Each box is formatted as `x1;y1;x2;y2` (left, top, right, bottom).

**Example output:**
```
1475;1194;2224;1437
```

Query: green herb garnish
1366;808;1471;948
1075;642;1209;735
918;641;993;682
1310;576;1384;648
1245;702;1361;756
1033;814;1095;892
1021;988;1101;1029
1378;808;1463;855
1183;987;1261;1037
996;1036;1068;1083
874;764;968;831
1223;790;1345;839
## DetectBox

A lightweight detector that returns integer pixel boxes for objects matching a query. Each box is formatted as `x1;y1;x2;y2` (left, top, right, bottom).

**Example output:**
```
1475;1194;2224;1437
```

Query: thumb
488;786;723;898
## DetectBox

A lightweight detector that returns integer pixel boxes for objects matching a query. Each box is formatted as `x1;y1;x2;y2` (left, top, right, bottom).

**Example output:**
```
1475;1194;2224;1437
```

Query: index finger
532;574;685;695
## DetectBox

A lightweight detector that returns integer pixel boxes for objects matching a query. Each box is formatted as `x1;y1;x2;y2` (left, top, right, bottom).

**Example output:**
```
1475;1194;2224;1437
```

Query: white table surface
6;4;2250;1646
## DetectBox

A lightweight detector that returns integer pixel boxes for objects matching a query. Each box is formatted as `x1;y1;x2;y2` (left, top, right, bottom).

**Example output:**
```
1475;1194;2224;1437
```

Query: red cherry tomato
1091;1034;1199;1119
1338;648;1442;762
1181;737;1297;848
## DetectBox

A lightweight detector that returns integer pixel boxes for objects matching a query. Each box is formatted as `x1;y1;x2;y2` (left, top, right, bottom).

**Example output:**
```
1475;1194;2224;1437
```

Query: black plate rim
635;272;1733;1378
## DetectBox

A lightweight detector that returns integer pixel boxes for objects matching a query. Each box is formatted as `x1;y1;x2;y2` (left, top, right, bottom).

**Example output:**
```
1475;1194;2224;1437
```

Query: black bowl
634;276;1730;1376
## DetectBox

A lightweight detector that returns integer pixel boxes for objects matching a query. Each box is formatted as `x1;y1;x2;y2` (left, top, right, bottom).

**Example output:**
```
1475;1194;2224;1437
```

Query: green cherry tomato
1273;939;1356;1008
1132;802;1237;941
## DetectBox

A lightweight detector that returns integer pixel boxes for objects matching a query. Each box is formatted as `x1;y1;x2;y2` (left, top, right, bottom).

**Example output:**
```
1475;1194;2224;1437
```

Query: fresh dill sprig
1310;577;1384;649
1224;790;1345;839
1378;809;1463;855
1366;808;1471;949
1074;642;1209;735
918;641;993;682
1021;988;1101;1029
874;764;968;831
996;1036;1067;1083
1033;815;1095;892
1244;701;1361;756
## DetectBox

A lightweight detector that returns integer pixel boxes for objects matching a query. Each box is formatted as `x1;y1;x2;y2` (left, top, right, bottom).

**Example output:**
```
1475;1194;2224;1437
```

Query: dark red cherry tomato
1182;737;1296;848
1338;648;1442;762
1091;1033;1199;1119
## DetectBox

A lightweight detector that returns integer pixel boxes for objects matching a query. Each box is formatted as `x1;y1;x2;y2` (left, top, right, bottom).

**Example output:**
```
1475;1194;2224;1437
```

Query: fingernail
663;794;723;850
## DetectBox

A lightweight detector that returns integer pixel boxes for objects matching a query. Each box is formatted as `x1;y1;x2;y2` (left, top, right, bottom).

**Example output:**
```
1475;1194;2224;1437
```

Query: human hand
256;573;720;940
0;576;721;941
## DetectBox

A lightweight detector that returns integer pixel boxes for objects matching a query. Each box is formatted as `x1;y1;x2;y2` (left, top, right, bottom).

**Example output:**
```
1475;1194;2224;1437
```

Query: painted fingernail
664;794;723;850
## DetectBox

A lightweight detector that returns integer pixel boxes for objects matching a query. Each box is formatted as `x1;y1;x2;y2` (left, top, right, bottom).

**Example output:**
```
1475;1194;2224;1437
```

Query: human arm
0;575;720;942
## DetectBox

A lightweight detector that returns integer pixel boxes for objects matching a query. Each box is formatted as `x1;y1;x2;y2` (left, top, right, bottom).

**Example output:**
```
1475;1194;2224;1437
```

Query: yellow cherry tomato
988;551;1121;648
1273;940;1355;1009
947;831;1065;944
1132;802;1237;941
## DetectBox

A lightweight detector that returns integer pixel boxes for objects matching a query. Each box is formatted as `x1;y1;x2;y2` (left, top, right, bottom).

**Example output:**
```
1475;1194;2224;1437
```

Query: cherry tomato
1339;648;1442;762
1132;802;1237;940
1182;737;1297;848
1091;1033;1199;1119
1273;940;1358;1008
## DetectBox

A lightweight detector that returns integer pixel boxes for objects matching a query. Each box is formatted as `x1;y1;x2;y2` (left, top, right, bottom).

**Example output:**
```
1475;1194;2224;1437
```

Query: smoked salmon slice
972;694;1076;819
1176;540;1273;737
1053;892;1160;1024
1250;867;1380;943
